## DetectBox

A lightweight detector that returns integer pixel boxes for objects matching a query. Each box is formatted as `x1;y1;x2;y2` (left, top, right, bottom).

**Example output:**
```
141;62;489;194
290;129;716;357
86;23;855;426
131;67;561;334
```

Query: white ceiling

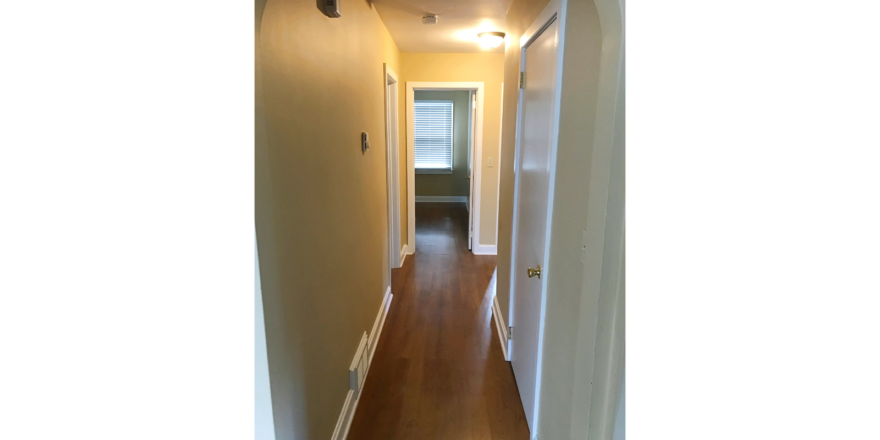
372;0;513;53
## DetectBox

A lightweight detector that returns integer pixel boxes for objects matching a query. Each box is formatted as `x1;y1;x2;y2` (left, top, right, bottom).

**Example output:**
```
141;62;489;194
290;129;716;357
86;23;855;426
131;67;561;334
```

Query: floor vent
349;332;369;398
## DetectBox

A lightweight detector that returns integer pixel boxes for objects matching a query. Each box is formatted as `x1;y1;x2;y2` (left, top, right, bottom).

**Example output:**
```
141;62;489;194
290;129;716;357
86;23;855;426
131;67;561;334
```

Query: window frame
413;99;454;174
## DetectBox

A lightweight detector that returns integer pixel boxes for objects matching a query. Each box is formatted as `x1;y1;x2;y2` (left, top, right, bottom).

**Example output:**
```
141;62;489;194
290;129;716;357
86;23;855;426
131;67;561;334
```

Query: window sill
416;168;453;175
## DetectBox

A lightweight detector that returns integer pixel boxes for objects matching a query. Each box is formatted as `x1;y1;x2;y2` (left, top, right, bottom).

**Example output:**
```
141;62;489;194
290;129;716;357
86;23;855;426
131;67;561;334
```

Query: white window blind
414;101;454;170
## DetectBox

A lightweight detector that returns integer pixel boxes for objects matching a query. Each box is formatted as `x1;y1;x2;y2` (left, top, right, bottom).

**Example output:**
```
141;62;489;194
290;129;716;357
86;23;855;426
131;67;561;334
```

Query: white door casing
406;82;486;255
384;64;401;269
509;14;560;434
468;91;475;250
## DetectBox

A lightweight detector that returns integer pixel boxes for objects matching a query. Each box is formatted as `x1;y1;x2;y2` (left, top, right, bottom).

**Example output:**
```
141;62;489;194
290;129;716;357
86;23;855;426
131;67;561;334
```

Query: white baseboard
399;244;408;267
368;287;393;365
473;244;497;255
492;295;509;361
332;287;393;440
415;195;468;203
332;390;357;440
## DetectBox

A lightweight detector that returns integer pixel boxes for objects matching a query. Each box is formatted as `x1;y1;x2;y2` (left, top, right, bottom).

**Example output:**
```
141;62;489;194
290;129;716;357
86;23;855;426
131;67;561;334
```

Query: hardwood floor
347;202;530;440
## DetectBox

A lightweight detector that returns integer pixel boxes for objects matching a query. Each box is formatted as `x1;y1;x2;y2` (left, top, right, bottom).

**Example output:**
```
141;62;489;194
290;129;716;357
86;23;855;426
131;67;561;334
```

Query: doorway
405;82;492;255
384;64;402;271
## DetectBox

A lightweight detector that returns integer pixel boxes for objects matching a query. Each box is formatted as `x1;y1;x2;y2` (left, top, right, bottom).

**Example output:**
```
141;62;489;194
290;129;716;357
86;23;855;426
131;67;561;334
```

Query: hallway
348;203;530;439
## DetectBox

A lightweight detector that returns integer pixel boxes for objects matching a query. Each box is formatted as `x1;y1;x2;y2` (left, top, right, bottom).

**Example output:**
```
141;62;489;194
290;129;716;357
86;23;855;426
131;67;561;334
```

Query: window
414;100;454;173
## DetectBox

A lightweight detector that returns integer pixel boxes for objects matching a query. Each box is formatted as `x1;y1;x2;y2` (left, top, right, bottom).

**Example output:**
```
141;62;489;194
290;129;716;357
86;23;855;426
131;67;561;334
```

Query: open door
467;91;476;250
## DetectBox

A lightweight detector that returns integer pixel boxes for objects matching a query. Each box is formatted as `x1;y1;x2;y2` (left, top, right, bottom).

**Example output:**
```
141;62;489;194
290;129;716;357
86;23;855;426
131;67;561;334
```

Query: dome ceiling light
477;31;505;49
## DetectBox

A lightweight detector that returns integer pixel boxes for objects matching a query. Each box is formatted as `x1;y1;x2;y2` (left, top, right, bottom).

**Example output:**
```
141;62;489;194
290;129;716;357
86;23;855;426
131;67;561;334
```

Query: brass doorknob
527;265;541;279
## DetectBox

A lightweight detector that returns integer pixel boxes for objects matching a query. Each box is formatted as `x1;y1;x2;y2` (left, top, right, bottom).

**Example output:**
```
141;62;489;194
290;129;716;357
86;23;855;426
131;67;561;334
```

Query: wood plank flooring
347;202;530;440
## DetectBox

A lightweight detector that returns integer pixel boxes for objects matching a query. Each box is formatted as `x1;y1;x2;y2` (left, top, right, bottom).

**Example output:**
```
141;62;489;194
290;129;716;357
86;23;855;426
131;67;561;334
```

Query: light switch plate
488;157;494;167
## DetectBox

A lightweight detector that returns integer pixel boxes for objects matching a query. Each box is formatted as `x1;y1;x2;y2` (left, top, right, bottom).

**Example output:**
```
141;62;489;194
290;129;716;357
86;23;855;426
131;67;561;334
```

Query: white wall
255;3;277;437
255;236;276;440
534;0;625;438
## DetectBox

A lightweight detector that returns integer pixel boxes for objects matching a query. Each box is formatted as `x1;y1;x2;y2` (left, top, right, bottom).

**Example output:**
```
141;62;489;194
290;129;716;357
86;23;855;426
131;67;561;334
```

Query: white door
467;91;476;250
510;17;558;433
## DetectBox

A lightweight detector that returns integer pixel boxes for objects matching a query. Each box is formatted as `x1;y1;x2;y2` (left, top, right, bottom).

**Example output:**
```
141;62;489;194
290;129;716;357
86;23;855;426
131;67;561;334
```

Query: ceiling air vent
422;14;438;25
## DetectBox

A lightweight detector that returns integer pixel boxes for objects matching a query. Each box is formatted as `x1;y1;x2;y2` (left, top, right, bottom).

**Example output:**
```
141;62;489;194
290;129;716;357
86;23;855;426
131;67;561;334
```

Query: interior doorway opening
405;81;496;256
384;64;402;272
411;89;473;248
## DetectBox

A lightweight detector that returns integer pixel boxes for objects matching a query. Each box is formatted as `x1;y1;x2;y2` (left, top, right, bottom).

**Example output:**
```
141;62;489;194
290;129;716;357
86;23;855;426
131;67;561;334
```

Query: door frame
405;81;489;255
507;0;564;431
384;65;402;270
467;90;475;250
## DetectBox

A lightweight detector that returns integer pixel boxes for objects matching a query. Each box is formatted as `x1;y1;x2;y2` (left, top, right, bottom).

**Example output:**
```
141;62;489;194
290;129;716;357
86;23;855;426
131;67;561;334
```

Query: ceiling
372;0;513;53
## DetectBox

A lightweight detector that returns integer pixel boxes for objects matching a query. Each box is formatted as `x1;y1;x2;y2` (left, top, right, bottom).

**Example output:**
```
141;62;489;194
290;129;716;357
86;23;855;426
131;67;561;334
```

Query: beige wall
255;0;400;438
495;0;552;327
399;53;504;248
414;90;470;197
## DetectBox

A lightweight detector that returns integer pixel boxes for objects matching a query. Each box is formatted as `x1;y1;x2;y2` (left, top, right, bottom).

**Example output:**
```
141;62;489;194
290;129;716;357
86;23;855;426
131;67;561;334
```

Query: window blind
414;101;454;170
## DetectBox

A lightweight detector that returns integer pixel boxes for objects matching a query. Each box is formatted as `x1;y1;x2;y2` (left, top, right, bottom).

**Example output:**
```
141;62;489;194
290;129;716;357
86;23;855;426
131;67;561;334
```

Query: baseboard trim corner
492;295;509;361
399;244;408;267
473;244;497;256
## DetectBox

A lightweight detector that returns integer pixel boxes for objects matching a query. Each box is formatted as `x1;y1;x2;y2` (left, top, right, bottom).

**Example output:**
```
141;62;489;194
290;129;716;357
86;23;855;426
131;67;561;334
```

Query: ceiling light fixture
477;31;505;49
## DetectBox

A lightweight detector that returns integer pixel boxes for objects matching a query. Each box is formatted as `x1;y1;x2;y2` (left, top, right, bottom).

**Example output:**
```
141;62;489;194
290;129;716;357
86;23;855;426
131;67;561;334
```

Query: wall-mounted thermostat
361;132;370;154
323;0;341;18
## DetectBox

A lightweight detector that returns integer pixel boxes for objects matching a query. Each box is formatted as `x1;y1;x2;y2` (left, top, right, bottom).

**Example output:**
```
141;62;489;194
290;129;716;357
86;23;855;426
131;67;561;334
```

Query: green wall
414;90;470;198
